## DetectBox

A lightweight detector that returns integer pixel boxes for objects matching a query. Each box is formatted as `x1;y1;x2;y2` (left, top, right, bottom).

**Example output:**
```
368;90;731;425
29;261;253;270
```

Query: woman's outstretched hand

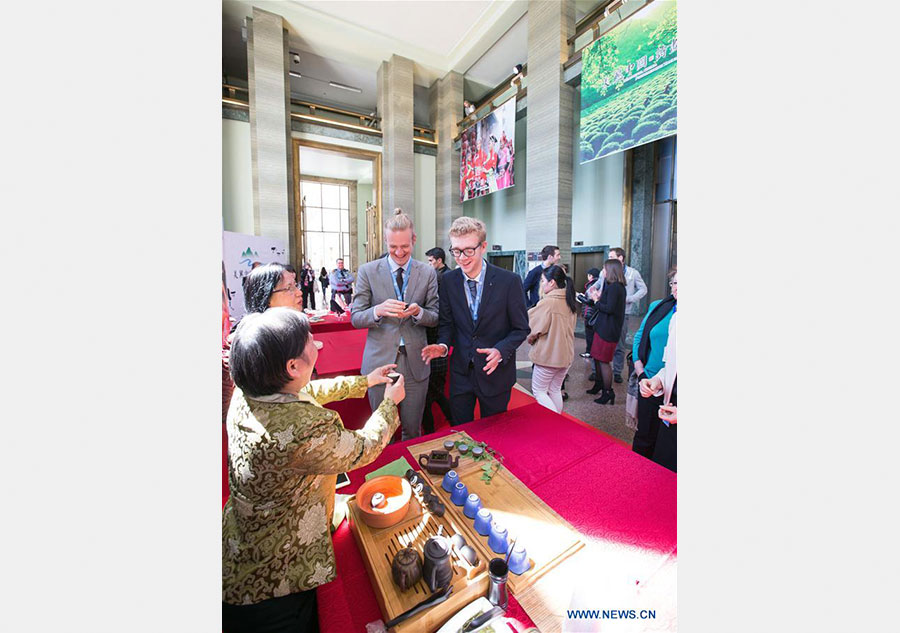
367;363;397;388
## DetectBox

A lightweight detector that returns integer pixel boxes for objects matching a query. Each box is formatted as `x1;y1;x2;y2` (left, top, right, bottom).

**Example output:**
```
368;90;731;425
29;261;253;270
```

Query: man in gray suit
351;210;439;440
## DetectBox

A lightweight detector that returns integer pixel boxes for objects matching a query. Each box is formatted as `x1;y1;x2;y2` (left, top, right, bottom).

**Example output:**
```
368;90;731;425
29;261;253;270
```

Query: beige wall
222;119;254;234
414;153;436;262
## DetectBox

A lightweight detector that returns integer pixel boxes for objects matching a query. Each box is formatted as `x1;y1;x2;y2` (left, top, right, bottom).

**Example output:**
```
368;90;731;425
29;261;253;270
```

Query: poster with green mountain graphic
580;0;677;163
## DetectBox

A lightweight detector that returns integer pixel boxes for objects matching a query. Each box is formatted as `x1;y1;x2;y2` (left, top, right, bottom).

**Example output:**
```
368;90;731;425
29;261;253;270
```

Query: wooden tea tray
348;488;489;632
409;431;585;594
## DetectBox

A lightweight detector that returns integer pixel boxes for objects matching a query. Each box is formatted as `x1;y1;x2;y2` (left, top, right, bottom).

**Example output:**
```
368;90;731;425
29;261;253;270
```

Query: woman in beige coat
526;265;578;413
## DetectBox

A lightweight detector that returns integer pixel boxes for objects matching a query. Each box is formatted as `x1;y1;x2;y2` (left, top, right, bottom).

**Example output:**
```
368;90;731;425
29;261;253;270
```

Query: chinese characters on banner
580;0;677;163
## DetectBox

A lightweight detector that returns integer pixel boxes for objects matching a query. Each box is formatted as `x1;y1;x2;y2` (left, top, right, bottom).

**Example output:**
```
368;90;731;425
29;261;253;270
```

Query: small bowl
471;446;484;458
427;498;445;517
508;542;531;575
443;440;456;451
441;470;459;493
355;476;412;528
488;521;508;555
474;508;493;536
457;443;469;455
463;493;482;519
450;481;468;506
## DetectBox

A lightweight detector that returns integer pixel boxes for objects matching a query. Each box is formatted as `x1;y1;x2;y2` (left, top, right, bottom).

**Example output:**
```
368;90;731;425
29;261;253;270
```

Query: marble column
246;9;294;260
428;71;463;249
377;55;415;218
525;0;575;266
628;144;656;315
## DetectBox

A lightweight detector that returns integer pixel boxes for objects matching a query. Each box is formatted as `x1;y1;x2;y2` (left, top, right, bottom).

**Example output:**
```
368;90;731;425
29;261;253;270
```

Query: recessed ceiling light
328;81;362;94
290;71;302;79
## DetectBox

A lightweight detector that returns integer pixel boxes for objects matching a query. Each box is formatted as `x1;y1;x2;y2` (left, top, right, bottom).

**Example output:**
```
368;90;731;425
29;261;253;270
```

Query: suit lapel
451;268;475;328
379;257;393;299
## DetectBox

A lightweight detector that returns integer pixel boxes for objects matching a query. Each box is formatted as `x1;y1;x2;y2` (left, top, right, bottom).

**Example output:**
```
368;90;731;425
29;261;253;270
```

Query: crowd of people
221;210;677;631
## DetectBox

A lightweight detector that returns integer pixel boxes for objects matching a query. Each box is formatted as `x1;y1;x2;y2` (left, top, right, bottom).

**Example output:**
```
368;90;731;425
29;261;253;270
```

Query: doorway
572;249;606;293
490;255;514;271
292;139;382;272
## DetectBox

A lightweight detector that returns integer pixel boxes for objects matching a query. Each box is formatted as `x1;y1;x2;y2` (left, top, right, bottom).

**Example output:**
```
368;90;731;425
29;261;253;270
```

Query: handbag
624;352;639;431
586;303;601;329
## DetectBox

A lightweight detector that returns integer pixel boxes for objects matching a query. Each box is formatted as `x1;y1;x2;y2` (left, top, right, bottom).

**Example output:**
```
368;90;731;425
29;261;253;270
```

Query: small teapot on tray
418;450;459;475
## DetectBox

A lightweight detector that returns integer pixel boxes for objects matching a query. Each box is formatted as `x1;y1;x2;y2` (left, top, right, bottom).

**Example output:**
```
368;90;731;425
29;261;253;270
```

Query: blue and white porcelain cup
450;481;468;506
507;542;530;575
441;469;459;493
474;508;493;536
463;493;482;519
488;521;509;555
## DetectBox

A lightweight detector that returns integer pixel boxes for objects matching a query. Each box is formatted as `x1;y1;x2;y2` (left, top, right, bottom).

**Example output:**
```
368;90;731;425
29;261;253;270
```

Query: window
301;180;352;272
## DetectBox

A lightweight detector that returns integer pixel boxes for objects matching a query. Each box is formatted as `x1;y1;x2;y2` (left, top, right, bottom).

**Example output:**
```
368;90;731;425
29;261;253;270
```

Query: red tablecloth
314;328;368;377
317;402;677;632
309;312;357;334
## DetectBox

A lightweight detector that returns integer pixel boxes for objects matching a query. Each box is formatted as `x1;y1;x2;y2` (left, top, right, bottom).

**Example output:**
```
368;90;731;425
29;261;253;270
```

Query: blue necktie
467;279;478;319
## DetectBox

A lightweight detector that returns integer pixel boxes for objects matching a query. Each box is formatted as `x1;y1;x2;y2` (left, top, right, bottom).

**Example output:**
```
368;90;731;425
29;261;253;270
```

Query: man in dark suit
421;217;530;424
422;247;452;433
522;244;560;308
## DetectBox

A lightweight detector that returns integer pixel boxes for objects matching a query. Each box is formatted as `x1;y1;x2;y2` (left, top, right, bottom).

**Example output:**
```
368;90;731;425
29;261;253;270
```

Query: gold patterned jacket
222;375;399;605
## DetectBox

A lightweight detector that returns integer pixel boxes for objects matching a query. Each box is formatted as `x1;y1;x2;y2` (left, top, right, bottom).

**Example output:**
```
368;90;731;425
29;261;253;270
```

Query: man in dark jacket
580;267;601;359
422;218;530;424
522;245;560;308
422;247;452;432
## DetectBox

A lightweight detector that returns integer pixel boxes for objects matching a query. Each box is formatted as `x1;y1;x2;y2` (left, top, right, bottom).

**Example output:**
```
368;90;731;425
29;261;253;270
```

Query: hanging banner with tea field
579;0;677;163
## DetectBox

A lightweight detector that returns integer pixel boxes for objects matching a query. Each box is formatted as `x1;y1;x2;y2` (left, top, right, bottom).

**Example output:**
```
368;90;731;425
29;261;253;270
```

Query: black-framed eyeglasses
669;280;678;287
272;284;301;294
449;246;481;258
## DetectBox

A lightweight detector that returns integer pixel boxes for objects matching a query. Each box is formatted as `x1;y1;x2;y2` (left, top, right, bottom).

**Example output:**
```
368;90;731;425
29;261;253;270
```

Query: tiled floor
514;314;643;445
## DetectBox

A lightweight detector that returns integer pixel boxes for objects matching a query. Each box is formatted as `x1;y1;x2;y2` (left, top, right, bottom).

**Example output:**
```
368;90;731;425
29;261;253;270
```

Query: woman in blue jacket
631;269;677;458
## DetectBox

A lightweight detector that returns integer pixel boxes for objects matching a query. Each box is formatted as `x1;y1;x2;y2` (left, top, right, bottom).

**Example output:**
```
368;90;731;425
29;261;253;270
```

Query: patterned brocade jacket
222;375;400;606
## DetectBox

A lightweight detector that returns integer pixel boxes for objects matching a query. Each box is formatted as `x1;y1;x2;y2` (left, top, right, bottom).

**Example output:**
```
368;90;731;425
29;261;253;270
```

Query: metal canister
487;558;509;609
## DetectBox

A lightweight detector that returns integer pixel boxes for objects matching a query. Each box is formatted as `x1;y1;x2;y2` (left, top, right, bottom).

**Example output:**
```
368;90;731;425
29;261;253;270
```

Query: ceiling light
292;53;301;64
290;71;302;79
329;81;362;94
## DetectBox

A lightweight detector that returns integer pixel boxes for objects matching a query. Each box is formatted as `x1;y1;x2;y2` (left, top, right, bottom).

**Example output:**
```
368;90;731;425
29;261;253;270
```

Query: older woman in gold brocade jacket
222;307;406;632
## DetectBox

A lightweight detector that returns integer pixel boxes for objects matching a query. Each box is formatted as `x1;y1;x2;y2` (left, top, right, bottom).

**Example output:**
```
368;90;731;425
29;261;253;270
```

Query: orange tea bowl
355;475;412;528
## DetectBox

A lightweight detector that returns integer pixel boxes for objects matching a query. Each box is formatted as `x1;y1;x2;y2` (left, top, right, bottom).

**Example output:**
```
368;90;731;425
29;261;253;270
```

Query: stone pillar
525;0;575;266
377;55;415;218
628;144;656;315
428;71;464;250
247;8;294;259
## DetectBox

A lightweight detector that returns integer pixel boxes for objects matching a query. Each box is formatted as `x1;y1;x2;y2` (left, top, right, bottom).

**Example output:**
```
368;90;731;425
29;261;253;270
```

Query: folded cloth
331;493;350;532
364;457;414;481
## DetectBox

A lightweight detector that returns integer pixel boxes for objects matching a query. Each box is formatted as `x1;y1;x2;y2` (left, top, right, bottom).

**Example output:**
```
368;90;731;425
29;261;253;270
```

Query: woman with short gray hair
222;307;405;632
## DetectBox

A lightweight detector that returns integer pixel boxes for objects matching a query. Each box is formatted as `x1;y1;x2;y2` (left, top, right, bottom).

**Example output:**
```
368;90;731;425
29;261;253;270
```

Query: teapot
422;535;453;591
418;450;459;475
391;547;422;592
